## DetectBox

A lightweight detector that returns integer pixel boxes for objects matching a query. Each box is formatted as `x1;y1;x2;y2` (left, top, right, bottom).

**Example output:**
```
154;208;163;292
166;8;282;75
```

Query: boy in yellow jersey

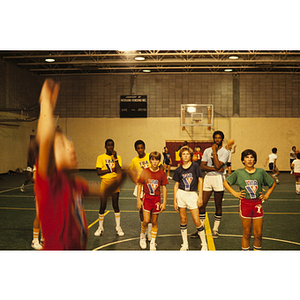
128;140;153;239
94;139;124;237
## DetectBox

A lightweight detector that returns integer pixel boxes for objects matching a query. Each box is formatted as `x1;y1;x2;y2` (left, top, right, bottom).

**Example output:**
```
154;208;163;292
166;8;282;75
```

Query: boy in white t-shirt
264;147;279;184
291;153;300;194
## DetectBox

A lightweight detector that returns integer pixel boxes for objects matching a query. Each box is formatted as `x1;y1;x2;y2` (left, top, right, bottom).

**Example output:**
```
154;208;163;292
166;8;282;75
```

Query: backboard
181;104;213;128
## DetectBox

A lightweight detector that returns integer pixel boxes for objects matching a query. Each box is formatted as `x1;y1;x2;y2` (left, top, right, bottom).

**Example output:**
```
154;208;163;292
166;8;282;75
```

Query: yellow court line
204;212;216;251
88;210;110;229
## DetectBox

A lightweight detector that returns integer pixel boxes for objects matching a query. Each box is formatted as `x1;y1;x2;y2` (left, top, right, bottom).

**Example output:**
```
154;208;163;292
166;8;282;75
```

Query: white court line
0;184;34;194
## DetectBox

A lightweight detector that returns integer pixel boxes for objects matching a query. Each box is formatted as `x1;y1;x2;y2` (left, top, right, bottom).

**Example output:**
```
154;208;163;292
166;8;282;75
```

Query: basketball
296;150;299;154
227;139;235;146
193;154;198;161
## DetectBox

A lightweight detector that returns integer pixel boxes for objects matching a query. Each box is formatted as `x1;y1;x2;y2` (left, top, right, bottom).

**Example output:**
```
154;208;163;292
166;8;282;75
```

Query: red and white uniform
35;162;89;250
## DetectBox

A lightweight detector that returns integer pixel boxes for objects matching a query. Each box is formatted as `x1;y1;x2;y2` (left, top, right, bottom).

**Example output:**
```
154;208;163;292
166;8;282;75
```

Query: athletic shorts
143;194;161;214
294;173;300;181
203;174;225;192
269;163;274;171
227;162;232;167
239;198;263;219
176;188;198;210
133;184;144;198
100;178;120;194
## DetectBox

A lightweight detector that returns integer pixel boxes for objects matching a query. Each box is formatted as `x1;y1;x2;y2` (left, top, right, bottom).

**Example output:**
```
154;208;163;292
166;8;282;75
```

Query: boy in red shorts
223;149;276;251
137;151;168;250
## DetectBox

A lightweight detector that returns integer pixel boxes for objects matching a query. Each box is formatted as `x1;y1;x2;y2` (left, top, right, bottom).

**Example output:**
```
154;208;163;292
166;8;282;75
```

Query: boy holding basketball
137;151;168;250
173;146;207;251
128;140;153;239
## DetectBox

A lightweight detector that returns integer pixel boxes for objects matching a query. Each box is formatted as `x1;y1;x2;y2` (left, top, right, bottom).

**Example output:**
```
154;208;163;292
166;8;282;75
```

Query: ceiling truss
1;50;300;76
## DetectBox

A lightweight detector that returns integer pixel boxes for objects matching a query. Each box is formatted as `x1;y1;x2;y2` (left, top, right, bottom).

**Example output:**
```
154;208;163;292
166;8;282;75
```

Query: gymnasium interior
1;9;299;297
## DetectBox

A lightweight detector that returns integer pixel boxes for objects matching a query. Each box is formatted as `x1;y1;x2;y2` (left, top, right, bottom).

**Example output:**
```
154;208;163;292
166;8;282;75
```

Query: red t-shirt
35;164;89;250
138;168;168;196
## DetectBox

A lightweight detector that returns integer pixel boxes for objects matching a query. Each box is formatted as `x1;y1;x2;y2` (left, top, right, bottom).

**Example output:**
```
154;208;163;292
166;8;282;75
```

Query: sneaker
20;184;25;192
150;241;157;251
201;244;208;251
116;226;124;236
31;240;43;250
291;170;293;174
139;234;147;249
180;243;189;251
190;230;199;239
212;230;219;238
276;178;279;184
167;176;172;180
94;226;104;236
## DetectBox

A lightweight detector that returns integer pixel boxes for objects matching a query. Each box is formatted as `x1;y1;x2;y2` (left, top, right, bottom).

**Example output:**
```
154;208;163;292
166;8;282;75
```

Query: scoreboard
120;95;147;118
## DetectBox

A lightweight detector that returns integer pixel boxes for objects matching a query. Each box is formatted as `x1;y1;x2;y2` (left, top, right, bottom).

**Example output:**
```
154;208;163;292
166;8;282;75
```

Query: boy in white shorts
192;130;229;239
173;146;207;251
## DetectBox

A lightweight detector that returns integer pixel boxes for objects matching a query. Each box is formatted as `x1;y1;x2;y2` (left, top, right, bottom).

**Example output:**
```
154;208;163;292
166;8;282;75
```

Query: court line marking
92;233;300;251
204;212;215;251
92;233;206;251
219;234;300;246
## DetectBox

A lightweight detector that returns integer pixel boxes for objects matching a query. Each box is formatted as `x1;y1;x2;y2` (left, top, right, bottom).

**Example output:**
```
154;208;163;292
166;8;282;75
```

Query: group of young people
22;78;279;251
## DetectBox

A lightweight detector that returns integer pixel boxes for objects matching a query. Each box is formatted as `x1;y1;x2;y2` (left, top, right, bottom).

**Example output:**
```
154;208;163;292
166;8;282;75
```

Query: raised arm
36;79;60;179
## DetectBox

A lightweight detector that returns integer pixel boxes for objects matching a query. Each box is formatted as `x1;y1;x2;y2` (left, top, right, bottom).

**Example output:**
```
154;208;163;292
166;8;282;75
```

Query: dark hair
213;130;224;141
134;140;145;149
149;151;161;161
179;146;193;159
272;147;277;153
241;149;257;164
105;139;114;147
297;153;300;159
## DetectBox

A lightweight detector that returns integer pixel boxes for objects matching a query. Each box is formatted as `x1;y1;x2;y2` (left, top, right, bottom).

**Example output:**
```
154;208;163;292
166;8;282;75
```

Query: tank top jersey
138;168;169;196
173;162;202;192
292;159;300;173
226;168;274;200
96;153;122;179
268;153;277;163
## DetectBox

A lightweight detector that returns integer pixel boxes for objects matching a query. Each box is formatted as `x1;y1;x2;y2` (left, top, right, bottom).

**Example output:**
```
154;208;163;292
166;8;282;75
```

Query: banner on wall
120;95;147;118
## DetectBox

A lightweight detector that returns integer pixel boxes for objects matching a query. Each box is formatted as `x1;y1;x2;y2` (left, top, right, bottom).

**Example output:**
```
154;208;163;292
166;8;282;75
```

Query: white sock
115;212;121;227
197;226;207;246
213;214;222;231
180;224;188;245
98;213;104;228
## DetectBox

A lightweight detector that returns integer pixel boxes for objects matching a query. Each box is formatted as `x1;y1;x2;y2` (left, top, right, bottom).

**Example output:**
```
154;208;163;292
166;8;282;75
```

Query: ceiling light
224;69;233;72
135;56;145;61
142;69;151;73
229;55;239;59
45;58;55;62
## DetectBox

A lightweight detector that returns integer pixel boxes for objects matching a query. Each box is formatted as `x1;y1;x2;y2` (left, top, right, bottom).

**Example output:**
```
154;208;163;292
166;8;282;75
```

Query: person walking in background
264;147;280;184
291;152;300;194
163;146;172;179
290;146;297;174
